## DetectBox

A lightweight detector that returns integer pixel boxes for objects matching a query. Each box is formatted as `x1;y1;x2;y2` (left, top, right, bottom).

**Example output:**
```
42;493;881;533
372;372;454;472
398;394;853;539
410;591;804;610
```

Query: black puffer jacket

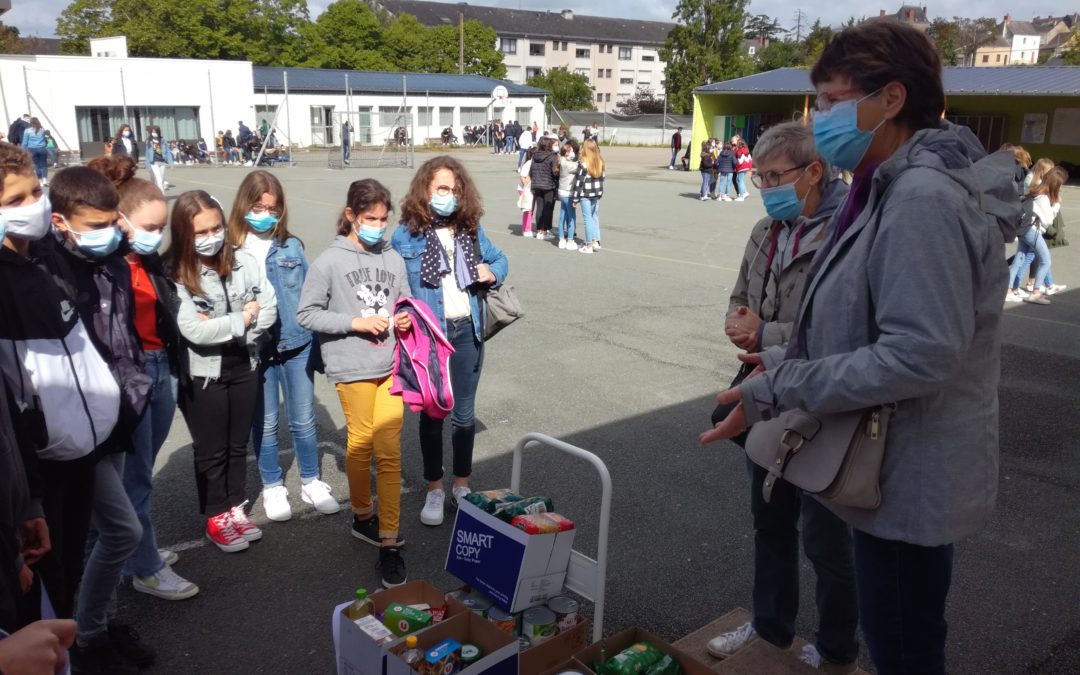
529;149;559;191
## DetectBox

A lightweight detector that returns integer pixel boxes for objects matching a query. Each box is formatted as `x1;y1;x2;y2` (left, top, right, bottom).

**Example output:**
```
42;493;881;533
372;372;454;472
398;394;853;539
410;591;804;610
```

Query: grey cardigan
174;249;277;379
741;124;1012;546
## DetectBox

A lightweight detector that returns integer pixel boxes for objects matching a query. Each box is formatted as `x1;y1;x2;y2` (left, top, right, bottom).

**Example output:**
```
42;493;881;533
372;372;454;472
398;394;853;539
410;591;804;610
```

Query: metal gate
328;109;414;170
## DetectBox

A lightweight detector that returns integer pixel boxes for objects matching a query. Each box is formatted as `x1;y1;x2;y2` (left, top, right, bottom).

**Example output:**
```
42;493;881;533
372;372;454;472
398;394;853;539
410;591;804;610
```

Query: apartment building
380;1;673;112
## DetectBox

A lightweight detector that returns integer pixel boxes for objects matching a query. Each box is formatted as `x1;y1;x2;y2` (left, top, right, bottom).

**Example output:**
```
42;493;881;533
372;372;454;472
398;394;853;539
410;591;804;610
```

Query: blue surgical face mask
430;193;458;217
68;222;122;257
760;180;807;222
130;227;163;255
357;223;385;246
244;211;279;233
812;90;885;171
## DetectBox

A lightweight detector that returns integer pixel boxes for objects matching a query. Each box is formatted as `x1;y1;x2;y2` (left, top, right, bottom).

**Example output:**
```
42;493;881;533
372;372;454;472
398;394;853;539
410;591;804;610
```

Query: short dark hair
811;21;944;131
48;166;119;218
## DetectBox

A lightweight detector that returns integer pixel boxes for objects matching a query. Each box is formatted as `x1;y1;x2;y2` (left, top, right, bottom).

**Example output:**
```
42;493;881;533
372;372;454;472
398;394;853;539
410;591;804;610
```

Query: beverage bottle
402;635;423;670
345;588;374;620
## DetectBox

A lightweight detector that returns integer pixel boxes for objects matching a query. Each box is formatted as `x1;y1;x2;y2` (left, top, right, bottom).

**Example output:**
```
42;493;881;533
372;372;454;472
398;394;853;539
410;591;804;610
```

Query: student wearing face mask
165;191;276;554
227;171;337;523
111;125;138;159
391;157;507;528
556;141;580;250
143;126;173;192
297;179;413;587
707;123;856;671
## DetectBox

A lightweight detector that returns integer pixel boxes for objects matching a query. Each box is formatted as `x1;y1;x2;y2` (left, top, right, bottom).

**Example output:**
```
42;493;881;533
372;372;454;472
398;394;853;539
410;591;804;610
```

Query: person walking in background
112;125;138;159
518;147;535;237
166;191;277;554
557;141;580;250
227;171;337;523
734;140;753;201
669;126;683;170
6;114;30;146
518;122;539;169
341;120;353;166
45;132;59;168
1007;167;1067;306
391;157;508;528
144;126;173;192
297;179;412;588
21;118;49;187
572;139;605;254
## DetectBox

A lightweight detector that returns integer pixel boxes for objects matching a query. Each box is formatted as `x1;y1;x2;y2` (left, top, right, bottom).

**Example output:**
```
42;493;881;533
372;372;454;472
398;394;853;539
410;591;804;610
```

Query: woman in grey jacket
166;191;276;554
703;23;1011;675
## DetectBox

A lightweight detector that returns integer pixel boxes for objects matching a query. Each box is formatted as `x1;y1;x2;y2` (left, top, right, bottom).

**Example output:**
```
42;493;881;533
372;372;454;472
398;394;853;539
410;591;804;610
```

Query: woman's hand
725;306;762;352
352;315;389;335
394;311;412;333
700;387;748;445
475;263;496;284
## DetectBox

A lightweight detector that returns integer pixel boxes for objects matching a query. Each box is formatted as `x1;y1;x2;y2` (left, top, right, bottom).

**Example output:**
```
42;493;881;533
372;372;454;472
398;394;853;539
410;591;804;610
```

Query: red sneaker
205;512;249;553
230;502;263;542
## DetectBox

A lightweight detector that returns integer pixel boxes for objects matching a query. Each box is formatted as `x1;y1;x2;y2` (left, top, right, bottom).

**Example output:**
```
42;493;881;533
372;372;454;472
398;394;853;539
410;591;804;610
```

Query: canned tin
445;589;467;603
520;606;557;644
517;635;532;651
463;592;492;618
486;606;518;635
460;643;482;666
546;596;580;631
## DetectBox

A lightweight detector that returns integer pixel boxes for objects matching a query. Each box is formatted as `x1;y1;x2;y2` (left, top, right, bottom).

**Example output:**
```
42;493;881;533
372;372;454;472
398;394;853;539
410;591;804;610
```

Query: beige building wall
975;46;1012;66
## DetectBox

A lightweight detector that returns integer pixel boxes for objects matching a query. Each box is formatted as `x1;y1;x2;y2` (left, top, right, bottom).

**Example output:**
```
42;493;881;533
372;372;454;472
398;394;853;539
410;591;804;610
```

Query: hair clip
209;195;225;210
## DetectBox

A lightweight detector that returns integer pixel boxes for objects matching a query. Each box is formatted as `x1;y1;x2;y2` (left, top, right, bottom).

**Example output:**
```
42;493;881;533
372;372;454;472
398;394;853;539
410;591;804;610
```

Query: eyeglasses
250;203;282;216
433;185;461;197
751;165;808;189
813;88;882;113
194;223;224;240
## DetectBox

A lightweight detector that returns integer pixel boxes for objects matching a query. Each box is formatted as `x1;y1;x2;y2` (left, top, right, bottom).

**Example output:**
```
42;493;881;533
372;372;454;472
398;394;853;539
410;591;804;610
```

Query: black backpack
1015;196;1038;239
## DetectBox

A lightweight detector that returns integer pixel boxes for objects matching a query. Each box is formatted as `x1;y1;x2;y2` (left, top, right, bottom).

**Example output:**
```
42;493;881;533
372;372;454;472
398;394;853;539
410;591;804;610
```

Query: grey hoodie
296;236;411;384
742;123;1013;546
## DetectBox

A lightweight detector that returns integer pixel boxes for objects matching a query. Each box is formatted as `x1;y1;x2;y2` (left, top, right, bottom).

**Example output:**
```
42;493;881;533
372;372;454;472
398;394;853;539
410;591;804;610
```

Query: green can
460;643;482;666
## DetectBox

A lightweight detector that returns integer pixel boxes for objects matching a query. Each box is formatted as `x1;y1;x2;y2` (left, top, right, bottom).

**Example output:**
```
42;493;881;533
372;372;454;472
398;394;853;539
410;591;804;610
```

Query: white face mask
0;194;52;241
194;231;225;257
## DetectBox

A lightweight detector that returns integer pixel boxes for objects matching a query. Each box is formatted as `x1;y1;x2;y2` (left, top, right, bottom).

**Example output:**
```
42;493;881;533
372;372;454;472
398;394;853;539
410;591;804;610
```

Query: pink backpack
390;297;455;419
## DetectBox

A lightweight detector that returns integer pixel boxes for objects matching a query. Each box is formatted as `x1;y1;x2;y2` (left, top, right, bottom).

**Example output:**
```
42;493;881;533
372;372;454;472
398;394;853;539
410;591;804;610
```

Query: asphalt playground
112;146;1080;674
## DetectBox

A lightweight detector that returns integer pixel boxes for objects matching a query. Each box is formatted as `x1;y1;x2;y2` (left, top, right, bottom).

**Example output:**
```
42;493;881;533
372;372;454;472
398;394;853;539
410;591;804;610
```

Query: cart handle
511;433;611;644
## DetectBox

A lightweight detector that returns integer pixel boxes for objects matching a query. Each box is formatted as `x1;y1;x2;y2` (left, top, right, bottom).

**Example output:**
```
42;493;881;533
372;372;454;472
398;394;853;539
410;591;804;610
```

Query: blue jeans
1009;228;1051;290
853;530;954;675
735;171;748;196
559;196;577;239
670;149;679;168
718;173;734;197
122;348;177;578
252;342;319;487
419;317;483;482
1010;244;1055;287
28;147;48;180
746;459;859;664
699;171;712;198
518;147;527;169
581;198;601;243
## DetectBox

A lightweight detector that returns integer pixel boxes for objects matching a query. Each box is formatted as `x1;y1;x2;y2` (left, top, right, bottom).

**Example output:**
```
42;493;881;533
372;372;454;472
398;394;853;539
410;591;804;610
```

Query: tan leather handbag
745;404;895;509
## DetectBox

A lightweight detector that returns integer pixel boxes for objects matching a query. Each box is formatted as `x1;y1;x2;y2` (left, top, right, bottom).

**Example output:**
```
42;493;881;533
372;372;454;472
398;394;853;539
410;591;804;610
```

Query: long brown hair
580;139;605;178
227;170;292;245
87;154;164;215
1029;158;1054;187
338;179;393;236
399;156;484;235
166;190;234;296
1028;166;1067;204
114;124;133;142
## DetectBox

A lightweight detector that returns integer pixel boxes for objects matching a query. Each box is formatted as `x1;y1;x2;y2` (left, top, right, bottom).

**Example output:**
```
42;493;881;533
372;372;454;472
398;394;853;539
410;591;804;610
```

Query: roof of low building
252;66;547;96
380;0;673;46
1004;20;1041;37
694;66;1080;97
862;4;930;26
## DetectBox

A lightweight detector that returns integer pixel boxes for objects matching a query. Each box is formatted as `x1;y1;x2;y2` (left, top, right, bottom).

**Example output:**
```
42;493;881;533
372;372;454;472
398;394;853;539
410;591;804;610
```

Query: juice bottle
345;588;374;620
402;635;422;670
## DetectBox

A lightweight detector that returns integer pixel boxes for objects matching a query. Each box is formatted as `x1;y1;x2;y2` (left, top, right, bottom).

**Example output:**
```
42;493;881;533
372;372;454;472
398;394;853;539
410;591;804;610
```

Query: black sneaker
71;633;139;675
378;546;408;588
351;515;405;548
107;623;156;668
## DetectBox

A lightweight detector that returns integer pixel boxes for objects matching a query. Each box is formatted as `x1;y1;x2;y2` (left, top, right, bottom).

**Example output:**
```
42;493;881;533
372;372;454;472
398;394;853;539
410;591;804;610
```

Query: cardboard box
538;659;592;675
446;498;576;613
574;628;714;675
520;617;589;675
336;581;464;675
385;611;518;675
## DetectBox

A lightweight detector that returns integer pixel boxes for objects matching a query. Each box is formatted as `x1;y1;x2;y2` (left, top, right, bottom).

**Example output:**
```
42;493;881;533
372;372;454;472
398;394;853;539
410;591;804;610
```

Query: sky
4;0;1072;39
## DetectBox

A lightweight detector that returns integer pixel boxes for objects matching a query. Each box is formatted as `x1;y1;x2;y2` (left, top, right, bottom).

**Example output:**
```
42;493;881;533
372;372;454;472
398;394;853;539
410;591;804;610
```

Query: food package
465;489;525;514
511;512;576;534
354;615;395;646
595;643;664;675
495;496;554;522
383;603;433;637
419;639;462;675
644;654;681;675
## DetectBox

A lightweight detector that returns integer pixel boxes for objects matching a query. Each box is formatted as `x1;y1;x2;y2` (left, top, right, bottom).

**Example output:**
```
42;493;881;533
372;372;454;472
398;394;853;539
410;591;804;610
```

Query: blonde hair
580;139;605;179
1012;146;1032;169
1029;158;1054;188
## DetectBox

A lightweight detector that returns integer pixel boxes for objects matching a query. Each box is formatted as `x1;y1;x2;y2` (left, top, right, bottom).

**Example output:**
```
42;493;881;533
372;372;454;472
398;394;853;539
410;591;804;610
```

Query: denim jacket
390;224;508;342
262;236;313;353
174;249;277;380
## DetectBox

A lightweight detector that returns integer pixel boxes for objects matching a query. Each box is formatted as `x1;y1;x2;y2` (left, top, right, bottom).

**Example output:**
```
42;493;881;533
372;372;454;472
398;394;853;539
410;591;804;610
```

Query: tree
953;17;997;67
754;41;804;72
800;19;833;66
744;14;784;43
0;23;23;53
56;0;115;54
425;19;506;78
1063;31;1080;65
304;0;392;70
526;68;595;112
926;18;960;66
661;0;753;114
621;87;666;114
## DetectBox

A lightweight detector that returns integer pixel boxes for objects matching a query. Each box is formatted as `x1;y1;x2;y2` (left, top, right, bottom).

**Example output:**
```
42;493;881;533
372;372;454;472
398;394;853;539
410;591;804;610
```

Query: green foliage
744;14;785;42
526;67;595;112
800;19;834;66
305;0;391;69
1063;33;1080;65
56;0;114;55
622;87;666;114
927;18;960;66
953;17;998;66
661;0;754;114
754;41;804;72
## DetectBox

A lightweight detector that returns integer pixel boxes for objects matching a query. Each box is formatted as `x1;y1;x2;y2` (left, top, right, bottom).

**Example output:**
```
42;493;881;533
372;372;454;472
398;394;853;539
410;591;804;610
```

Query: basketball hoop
491;85;509;102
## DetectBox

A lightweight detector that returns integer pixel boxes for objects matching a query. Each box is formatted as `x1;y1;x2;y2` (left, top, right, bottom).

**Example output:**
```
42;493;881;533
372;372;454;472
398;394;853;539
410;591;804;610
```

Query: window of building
417;107;433;126
605;93;611;102
982;54;989;63
748;46;756;56
596;93;603;102
515;107;532;127
996;54;1002;62
945;114;1006;152
530;42;545;56
642;54;655;61
460;107;488;126
605;69;612;78
607;45;614;53
576;48;590;59
619;46;632;60
561;41;568;51
500;38;517;55
596;69;604;79
75;105;200;146
620;77;633;85
526;66;542;80
439;108;453;127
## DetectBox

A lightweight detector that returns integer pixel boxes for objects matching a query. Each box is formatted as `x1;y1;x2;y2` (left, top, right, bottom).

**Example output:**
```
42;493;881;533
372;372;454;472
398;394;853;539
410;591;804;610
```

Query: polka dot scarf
420;218;480;290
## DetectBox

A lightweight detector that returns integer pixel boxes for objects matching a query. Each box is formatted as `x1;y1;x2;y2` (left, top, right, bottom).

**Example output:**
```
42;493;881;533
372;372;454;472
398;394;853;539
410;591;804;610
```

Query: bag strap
760;415;819;502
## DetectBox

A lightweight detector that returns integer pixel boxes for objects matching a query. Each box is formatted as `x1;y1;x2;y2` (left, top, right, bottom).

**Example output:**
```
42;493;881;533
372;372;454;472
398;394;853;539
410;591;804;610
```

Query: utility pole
793;9;806;43
459;12;465;74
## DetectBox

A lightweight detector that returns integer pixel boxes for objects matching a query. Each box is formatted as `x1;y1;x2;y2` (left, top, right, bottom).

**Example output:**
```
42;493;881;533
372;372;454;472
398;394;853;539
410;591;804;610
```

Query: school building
690;66;1080;170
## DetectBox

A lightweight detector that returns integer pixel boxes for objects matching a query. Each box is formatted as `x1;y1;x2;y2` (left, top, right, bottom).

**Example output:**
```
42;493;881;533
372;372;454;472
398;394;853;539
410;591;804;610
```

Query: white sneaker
1005;293;1024;303
799;644;823;668
700;196;709;201
578;245;594;254
261;485;292;522
707;622;757;657
1044;284;1067;295
1023;283;1034;292
451;485;472;508
593;242;601;250
421;489;445;526
735;195;746;202
158;549;178;566
301;479;340;515
522;230;534;238
565;240;579;251
721;195;733;202
1015;288;1030;298
558;238;567;249
133;565;200;601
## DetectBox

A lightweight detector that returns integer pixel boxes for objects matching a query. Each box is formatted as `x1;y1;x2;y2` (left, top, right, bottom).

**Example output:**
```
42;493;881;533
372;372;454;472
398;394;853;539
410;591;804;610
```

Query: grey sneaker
451;485;472;508
133;565;199;601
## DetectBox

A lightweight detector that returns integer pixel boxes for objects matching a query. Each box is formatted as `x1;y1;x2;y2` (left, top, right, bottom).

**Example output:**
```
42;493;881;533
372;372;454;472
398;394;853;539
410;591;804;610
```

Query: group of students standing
0;143;508;673
517;136;606;254
1004;145;1069;305
698;136;753;202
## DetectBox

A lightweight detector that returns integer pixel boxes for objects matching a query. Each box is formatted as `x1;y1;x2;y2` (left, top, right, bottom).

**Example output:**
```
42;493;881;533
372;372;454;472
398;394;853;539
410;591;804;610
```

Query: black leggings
533;189;556;232
179;353;259;516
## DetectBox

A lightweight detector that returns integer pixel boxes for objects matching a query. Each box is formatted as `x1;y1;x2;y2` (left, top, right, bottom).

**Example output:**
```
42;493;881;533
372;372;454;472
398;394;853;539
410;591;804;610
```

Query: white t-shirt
434;227;472;320
242;231;274;267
